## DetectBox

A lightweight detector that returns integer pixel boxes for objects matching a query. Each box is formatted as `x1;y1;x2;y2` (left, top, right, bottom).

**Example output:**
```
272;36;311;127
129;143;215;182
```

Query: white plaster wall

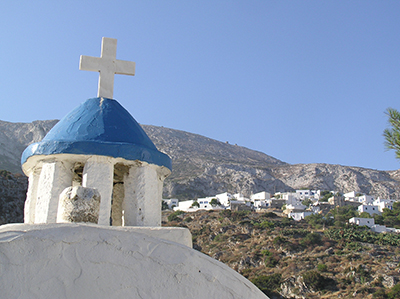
251;191;271;201
124;165;161;226
24;169;41;224
176;200;195;211
349;217;375;227
358;205;381;215
82;156;114;225
35;161;73;223
216;192;232;206
359;195;375;204
371;224;387;233
0;224;268;299
163;199;179;209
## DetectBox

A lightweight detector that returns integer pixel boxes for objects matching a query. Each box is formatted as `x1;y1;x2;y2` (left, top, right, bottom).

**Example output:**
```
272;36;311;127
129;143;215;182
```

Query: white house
286;203;307;211
233;193;250;202
344;191;358;199
197;198;213;210
371;225;388;233
174;200;196;212
343;192;375;204
358;204;381;216
373;198;394;212
358;195;375;204
253;200;267;209
251;191;271;201
284;193;301;205
163;199;179;209
385;227;400;233
288;211;313;221
215;192;233;206
349;217;375;228
295;190;312;200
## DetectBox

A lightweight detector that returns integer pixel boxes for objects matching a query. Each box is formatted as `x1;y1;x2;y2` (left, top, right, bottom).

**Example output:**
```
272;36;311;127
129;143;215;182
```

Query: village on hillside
163;190;399;234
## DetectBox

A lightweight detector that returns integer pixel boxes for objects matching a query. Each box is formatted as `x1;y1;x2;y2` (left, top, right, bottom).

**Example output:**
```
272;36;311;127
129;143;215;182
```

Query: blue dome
21;97;172;170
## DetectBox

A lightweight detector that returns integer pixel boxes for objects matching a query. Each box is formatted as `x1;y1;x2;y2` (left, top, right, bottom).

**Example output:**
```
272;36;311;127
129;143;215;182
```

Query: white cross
79;37;136;99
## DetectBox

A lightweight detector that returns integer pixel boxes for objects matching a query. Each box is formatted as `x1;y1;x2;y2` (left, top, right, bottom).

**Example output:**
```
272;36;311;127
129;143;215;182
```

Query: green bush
161;201;169;210
302;270;326;291
210;198;221;206
273;236;286;246
261;249;272;256
331;205;358;227
280;217;292;226
219;210;231;218
264;255;279;267
345;241;363;251
262;212;278;218
191;201;200;208
324;226;400;246
251;273;282;296
355;265;370;283
255;220;274;229
231;210;251;221
373;288;387;298
213;234;228;242
300;232;322;247
388;283;400;299
317;263;328;272
305;213;333;228
168;210;185;222
319;191;333;202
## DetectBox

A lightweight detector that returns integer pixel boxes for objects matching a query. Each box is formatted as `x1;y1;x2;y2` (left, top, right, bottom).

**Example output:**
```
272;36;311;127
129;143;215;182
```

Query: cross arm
116;60;135;76
80;55;102;72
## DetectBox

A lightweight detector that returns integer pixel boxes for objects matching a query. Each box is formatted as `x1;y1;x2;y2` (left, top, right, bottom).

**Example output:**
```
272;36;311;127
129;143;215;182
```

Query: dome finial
79;37;136;99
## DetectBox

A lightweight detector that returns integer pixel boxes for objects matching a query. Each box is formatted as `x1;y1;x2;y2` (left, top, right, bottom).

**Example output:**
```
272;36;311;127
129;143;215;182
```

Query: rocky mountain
0;119;400;200
0;120;59;174
0;170;27;224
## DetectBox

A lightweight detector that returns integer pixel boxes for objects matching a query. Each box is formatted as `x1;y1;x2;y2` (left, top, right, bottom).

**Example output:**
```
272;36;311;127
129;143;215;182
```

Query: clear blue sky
1;1;399;171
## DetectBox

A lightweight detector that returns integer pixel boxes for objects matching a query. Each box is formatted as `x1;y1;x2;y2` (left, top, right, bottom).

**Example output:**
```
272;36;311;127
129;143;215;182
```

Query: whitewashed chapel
21;38;171;227
0;37;268;299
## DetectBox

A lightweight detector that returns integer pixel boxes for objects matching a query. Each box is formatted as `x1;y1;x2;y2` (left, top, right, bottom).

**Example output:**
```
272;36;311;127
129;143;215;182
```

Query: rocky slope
163;209;400;299
0;120;58;174
0;119;399;200
0;170;27;224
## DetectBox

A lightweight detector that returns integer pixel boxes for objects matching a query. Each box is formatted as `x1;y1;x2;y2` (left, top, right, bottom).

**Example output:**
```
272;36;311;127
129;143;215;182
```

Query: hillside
163;209;400;299
0;120;58;174
0;119;400;199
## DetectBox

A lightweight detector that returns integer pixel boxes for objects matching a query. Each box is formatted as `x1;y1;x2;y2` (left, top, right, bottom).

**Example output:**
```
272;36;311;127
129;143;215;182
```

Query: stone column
34;160;73;224
24;167;41;224
123;165;162;226
82;156;114;225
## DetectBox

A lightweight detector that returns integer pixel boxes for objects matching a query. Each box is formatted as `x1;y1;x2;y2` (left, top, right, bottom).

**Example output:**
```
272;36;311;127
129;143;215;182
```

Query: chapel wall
23;154;168;227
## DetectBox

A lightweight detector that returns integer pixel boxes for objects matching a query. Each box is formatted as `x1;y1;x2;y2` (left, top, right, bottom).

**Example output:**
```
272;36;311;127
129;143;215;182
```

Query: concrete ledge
0;223;192;247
